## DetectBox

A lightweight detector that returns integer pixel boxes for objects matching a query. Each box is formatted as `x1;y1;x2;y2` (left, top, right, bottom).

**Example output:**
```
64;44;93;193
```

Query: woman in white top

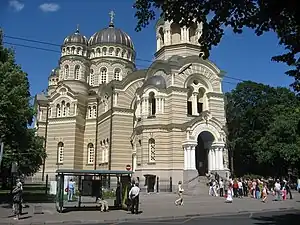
225;184;233;203
175;181;184;206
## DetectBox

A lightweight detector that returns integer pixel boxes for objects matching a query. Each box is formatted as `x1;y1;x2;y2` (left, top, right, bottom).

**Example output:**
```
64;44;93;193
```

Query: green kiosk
55;169;133;213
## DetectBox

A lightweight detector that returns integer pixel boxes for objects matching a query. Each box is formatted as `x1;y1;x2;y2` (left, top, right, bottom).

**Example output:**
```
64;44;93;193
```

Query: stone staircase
183;175;209;196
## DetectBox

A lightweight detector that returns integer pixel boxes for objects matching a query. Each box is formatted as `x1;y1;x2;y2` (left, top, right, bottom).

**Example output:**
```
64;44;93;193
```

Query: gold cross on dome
109;10;115;24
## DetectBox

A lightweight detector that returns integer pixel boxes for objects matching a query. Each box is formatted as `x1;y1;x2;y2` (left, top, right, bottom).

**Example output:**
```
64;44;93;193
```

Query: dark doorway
195;131;214;176
144;174;156;192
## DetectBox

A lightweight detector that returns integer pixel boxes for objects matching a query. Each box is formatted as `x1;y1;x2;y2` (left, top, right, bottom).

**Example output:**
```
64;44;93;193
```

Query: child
225;184;233;203
262;183;268;203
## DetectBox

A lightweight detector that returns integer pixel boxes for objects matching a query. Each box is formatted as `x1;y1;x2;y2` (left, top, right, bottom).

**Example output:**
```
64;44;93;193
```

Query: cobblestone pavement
0;192;299;225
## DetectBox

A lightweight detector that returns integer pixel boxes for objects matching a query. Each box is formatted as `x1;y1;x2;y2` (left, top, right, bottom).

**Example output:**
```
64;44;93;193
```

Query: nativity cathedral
34;12;230;191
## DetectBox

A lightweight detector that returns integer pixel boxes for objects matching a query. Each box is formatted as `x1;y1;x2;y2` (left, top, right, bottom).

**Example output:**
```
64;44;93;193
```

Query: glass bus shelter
55;169;133;213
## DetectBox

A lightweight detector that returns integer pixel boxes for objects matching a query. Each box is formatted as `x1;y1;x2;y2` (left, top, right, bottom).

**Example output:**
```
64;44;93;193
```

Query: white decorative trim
122;78;144;91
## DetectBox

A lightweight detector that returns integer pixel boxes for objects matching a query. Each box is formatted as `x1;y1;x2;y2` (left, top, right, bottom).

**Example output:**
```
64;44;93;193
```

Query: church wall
169;130;185;169
166;92;190;124
73;123;85;169
111;113;133;170
83;120;96;169
98;116;110;164
208;97;226;125
44;120;77;174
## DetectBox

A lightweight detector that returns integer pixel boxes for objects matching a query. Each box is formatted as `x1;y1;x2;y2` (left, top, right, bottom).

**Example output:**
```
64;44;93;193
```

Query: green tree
226;81;300;176
0;29;45;183
133;0;300;92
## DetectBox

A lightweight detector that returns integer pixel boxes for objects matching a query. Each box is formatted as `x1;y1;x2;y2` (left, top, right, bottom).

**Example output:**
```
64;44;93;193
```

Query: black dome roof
89;24;134;49
63;28;88;46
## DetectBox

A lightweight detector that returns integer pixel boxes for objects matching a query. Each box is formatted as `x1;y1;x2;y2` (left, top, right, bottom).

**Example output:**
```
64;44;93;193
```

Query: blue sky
0;0;294;96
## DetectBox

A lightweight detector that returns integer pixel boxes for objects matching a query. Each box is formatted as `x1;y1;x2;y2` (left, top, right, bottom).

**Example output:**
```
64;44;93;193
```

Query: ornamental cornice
206;92;224;99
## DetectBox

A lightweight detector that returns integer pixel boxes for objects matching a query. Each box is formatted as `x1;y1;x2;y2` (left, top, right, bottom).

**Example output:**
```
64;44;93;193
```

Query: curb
2;207;298;225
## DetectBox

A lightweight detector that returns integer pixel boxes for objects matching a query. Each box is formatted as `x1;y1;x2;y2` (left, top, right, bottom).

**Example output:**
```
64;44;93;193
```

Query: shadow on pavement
253;211;300;225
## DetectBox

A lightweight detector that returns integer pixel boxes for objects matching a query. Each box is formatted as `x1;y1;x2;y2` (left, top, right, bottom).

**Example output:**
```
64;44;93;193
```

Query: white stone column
190;145;196;170
161;98;165;113
146;98;149;116
208;149;212;171
215;147;220;170
219;147;224;170
183;144;197;170
156;97;160;113
211;148;215;170
184;146;189;170
181;27;184;43
192;92;199;116
185;27;189;42
74;103;77;116
156;37;160;51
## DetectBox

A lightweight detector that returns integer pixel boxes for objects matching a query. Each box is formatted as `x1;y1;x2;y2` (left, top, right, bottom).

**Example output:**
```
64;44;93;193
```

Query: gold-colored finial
109;10;115;26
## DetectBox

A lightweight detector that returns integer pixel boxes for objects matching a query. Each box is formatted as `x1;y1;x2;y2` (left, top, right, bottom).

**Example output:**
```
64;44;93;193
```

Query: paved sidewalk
1;192;299;225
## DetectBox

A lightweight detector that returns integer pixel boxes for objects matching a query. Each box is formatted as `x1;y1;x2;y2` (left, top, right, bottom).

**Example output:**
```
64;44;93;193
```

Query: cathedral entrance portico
183;120;228;180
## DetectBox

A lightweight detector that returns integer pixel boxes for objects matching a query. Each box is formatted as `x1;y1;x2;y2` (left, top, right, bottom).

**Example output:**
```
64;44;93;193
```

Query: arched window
102;47;107;56
187;87;193;115
88;106;92;118
90;69;94;86
75;65;80;80
61;101;66;116
87;143;94;164
100;68;107;84
64;65;69;79
56;104;61;117
57;142;64;163
148;92;156;116
66;103;70;116
114;68;121;80
148;138;156;162
93;105;97;118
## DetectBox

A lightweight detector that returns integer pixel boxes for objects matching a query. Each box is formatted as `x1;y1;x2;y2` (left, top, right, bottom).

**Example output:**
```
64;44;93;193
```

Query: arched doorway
195;131;214;176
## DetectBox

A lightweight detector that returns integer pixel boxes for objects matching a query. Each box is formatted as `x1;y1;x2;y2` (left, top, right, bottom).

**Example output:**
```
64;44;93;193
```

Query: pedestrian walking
12;182;23;220
175;181;184;206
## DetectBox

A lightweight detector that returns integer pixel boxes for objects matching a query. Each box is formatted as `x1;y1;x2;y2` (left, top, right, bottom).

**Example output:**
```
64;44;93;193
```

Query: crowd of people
207;173;296;203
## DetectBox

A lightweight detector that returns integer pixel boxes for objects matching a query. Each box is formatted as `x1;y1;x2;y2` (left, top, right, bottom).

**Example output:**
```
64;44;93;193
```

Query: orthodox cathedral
34;12;229;191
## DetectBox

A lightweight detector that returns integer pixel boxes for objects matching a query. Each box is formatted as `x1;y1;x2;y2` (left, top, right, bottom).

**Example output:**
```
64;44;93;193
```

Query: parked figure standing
284;180;293;199
67;179;75;201
225;184;233;203
129;183;140;214
238;179;243;198
175;181;184;206
274;179;281;201
219;179;224;197
12;182;23;220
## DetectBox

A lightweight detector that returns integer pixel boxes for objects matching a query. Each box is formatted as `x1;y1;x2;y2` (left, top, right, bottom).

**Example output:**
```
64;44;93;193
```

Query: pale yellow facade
34;17;229;191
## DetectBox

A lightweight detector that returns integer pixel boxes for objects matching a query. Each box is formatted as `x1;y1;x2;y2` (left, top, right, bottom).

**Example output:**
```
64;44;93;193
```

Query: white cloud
9;0;25;12
39;3;60;12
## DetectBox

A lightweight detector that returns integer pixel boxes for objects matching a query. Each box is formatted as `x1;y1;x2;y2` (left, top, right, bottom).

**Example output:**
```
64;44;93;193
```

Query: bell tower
155;18;203;60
